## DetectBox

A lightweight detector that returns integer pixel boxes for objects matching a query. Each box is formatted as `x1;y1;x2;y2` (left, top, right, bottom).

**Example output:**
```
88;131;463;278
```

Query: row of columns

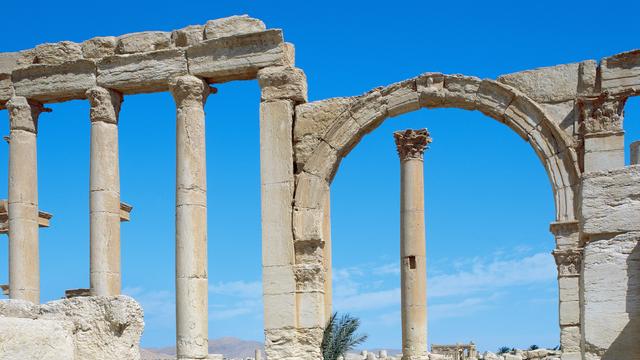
4;75;210;360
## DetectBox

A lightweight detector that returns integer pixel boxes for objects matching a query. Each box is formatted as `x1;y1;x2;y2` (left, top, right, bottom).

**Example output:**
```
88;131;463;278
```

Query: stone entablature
0;15;292;107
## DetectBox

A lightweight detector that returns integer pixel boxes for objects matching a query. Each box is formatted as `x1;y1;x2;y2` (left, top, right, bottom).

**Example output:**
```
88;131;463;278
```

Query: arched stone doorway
287;73;581;359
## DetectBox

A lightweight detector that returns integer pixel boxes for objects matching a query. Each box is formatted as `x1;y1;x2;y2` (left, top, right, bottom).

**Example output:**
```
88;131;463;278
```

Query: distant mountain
143;337;264;359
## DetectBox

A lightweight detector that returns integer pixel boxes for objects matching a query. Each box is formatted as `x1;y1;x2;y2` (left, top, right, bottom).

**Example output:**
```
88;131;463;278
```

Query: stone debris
0;296;144;360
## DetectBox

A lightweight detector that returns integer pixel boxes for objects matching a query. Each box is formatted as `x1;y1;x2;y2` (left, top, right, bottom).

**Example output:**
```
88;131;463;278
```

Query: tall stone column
171;75;210;360
6;97;45;304
87;87;123;296
394;129;431;360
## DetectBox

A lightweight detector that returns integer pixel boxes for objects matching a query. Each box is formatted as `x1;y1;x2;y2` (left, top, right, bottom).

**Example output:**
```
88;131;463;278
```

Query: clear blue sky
1;0;639;353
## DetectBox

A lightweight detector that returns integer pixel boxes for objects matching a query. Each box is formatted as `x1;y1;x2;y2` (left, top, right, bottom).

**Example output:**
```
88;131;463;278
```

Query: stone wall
580;166;640;360
0;295;144;360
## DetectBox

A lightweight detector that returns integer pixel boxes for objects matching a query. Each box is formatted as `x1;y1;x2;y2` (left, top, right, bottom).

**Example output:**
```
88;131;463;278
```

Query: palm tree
497;346;511;355
321;312;368;360
528;345;539;350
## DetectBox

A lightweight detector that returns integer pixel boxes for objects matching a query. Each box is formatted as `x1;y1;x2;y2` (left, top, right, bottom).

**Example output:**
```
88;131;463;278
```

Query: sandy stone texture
204;15;266;40
581;166;640;235
0;295;144;360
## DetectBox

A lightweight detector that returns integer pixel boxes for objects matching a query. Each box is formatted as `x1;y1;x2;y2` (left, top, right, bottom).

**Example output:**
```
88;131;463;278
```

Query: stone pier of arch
0;14;639;360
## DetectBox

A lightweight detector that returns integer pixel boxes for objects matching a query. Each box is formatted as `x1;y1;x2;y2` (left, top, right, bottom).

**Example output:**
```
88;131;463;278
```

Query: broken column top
0;15;293;107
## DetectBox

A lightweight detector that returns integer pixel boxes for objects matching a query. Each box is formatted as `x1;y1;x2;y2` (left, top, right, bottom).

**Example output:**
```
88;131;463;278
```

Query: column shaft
87;87;123;296
7;97;42;304
394;129;431;360
171;75;210;360
323;190;333;322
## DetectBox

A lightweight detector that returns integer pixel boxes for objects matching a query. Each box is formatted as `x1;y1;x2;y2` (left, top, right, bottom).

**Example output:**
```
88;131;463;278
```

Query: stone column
257;65;307;359
552;248;582;359
87;87;123;296
550;221;581;359
323;189;332;321
631;140;640;165
6;97;45;304
171;75;210;360
394;129;431;360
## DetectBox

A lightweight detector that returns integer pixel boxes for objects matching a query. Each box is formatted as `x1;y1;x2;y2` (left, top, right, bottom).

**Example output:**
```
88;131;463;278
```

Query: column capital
393;128;431;161
86;87;122;124
170;75;211;108
553;249;582;276
6;96;48;133
578;92;628;135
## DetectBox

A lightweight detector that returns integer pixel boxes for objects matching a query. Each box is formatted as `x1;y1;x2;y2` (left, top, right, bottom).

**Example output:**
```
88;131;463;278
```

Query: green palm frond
321;312;368;360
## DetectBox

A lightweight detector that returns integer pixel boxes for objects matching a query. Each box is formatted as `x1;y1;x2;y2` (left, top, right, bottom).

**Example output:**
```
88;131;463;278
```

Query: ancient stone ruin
1;14;639;360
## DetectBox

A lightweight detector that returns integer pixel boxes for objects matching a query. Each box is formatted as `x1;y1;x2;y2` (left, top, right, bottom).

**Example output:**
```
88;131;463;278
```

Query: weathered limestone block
578;60;598;95
294;98;353;169
97;49;188;94
323;114;361;156
476;80;515;120
550;221;580;250
0;296;144;360
116;31;171;54
0;51;20;73
293;207;323;241
204;15;266;40
172;25;204;47
383;79;419;118
600;49;640;93
303;141;339;181
82;36;117;59
581;166;640;235
416;72;445;107
498;62;584;103
582;232;640;359
263;265;296;296
12;60;97;102
0;73;13;104
294;172;328;210
260;100;294;184
441;74;480;110
261;182;295;267
34;41;83;64
258;66;307;103
264;293;297;330
265;328;298;359
540;101;577;135
561;325;581;353
0;317;75;359
297;291;325;328
504;94;548;140
187;29;290;82
348;89;387;133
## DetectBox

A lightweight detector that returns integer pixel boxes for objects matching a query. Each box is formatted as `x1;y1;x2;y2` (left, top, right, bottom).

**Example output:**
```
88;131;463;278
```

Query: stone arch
295;73;580;222
290;73;582;358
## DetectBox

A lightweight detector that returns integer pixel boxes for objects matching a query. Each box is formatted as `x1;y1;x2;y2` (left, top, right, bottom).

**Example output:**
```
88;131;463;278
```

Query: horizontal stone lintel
1;29;287;102
0;199;52;234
